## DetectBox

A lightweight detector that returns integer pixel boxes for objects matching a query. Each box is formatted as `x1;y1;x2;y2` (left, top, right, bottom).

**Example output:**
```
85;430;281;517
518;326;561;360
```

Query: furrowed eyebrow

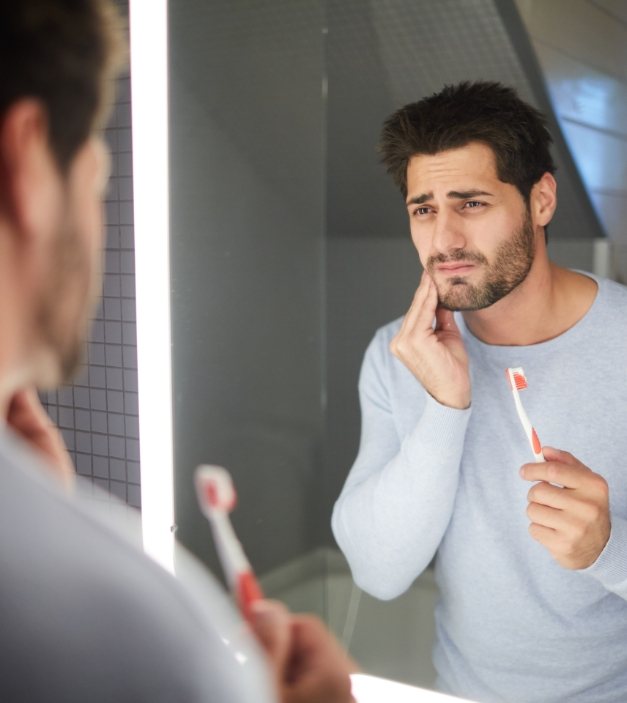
447;189;494;199
406;193;433;206
406;189;494;207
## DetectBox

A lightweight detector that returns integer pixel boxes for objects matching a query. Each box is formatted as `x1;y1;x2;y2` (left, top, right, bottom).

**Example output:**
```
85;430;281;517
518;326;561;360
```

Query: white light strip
129;0;174;572
350;674;474;703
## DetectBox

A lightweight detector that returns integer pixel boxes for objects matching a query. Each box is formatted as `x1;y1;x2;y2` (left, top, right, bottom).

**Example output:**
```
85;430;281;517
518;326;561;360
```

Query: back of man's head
378;81;556;203
0;0;125;174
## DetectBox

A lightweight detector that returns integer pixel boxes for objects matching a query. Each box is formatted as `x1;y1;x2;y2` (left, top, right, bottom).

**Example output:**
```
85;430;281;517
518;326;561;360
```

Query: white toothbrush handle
209;513;252;590
511;390;544;462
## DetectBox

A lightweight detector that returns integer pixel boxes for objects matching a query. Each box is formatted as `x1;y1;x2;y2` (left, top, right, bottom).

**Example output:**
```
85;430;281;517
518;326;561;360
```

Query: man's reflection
333;81;627;702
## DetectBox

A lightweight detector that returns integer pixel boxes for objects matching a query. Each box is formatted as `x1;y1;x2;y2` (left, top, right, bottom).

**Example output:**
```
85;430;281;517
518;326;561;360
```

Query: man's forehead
406;143;502;196
408;142;498;177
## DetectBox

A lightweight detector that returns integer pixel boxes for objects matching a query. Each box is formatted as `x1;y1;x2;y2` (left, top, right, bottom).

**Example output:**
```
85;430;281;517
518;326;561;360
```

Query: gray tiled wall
43;0;140;508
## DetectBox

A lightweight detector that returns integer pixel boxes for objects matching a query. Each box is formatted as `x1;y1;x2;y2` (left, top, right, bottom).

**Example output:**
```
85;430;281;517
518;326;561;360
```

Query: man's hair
378;81;556;202
0;0;126;173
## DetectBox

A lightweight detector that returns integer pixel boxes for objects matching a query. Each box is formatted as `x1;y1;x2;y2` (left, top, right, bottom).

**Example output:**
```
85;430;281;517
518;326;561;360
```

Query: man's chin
437;287;492;312
436;281;475;312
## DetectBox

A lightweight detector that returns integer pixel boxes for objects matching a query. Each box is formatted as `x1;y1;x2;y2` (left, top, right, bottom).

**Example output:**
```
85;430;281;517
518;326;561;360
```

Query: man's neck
461;256;598;346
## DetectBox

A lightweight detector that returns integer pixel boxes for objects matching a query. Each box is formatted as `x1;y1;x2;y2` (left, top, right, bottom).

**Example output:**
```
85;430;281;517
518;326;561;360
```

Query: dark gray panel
169;0;326;578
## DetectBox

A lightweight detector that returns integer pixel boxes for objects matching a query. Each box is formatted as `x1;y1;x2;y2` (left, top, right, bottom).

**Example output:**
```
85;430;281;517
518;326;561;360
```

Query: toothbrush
505;367;544;462
194;465;263;622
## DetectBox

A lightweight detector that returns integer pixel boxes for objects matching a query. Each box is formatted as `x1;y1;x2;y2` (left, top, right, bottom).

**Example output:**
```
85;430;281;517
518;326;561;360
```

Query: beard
427;209;535;312
35;209;99;387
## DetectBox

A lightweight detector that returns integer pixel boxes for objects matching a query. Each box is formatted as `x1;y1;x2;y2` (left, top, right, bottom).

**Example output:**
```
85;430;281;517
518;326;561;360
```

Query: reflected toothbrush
194;465;263;622
505;367;544;462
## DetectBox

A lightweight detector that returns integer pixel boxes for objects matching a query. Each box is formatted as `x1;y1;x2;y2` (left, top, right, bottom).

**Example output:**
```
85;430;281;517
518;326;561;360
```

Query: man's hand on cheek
389;271;471;409
520;446;610;569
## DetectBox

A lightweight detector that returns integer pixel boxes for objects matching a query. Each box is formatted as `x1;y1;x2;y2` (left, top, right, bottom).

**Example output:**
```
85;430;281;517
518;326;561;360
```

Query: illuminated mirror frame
129;0;174;571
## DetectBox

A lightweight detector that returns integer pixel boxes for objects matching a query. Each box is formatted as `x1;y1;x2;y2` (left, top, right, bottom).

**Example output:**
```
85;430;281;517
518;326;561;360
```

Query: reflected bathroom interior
43;0;627;695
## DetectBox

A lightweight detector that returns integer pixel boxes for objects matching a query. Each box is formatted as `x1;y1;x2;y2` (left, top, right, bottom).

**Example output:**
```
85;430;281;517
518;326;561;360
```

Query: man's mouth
435;262;476;276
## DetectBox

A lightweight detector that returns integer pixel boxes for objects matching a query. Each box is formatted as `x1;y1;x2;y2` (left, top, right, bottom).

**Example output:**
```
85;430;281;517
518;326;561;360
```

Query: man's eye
464;201;483;209
414;206;431;216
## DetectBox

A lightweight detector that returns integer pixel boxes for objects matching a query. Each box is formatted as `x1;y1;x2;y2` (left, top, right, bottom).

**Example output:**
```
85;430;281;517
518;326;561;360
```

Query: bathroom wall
42;0;140;508
515;0;627;280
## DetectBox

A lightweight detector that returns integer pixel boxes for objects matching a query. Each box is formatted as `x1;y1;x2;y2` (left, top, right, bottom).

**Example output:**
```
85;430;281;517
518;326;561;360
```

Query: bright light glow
350;674;475;703
129;0;174;572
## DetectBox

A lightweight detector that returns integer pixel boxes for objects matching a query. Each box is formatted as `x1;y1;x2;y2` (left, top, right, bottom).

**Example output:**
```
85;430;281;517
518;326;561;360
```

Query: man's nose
432;210;467;255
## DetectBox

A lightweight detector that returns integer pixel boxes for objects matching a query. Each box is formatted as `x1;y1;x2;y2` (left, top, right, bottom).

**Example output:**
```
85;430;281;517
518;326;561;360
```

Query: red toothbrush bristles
512;372;528;391
204;482;237;512
505;368;528;390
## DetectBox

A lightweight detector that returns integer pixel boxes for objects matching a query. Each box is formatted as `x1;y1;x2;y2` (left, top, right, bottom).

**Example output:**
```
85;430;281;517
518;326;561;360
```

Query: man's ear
0;99;60;243
530;172;557;229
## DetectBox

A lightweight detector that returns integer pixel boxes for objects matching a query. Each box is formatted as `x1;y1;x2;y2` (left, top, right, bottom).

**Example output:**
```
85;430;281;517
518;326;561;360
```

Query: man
332;81;627;702
0;1;354;701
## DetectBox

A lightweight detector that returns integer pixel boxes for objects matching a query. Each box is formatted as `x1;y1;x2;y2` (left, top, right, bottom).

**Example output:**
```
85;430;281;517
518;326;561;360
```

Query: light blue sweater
332;274;627;702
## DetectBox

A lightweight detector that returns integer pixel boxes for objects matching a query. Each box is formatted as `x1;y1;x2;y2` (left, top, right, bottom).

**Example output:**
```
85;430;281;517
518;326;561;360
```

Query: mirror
167;0;627;696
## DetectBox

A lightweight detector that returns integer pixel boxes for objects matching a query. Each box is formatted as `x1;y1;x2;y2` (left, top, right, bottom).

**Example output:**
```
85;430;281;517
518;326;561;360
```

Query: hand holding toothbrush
505;369;610;569
390;272;471;409
520;447;611;570
195;466;356;703
250;600;357;703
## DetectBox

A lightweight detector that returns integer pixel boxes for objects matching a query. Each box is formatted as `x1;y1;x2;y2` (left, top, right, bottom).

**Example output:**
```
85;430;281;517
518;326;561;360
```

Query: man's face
405;142;536;311
36;136;110;386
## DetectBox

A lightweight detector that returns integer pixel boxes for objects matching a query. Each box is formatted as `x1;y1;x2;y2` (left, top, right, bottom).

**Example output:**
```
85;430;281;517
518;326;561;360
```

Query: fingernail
249;599;287;626
250;600;273;620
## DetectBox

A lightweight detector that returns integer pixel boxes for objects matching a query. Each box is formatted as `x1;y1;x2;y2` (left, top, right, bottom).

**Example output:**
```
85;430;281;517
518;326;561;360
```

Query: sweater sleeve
331;329;471;600
580;513;627;600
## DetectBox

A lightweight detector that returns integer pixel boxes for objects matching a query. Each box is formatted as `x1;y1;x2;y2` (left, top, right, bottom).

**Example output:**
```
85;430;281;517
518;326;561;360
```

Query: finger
527;473;610;526
9;392;54;444
528;521;559;548
6;390;75;490
407;273;439;334
290;615;358;673
249;600;291;675
399;272;431;332
285;615;356;702
527;501;565;530
541;446;579;466
520;456;589;489
527;480;571;509
391;275;436;356
8;388;50;433
434;305;459;333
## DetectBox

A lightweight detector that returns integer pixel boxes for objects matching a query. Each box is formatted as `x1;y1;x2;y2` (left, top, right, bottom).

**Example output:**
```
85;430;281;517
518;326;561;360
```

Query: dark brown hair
0;0;126;172
378;81;556;202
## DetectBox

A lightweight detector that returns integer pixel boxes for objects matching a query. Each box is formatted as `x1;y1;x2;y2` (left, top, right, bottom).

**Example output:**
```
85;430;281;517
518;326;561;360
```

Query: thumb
249;600;291;675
